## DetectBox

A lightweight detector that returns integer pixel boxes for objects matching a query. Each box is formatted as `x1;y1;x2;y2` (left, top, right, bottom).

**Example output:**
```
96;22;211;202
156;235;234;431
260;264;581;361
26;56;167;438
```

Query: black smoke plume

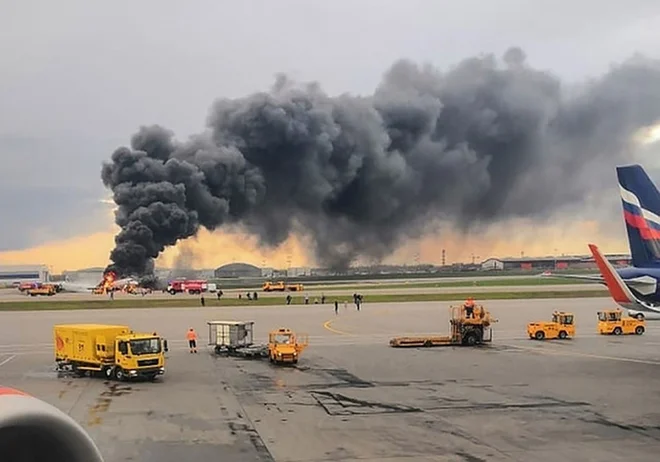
101;48;660;277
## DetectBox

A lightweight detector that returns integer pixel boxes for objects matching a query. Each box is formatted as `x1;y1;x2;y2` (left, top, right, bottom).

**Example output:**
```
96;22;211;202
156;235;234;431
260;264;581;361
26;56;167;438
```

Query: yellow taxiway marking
322;306;397;336
322;318;353;335
508;343;660;365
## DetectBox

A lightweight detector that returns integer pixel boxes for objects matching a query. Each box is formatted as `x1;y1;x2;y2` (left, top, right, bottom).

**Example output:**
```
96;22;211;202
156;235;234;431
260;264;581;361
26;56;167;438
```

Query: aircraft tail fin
616;164;660;267
588;243;637;309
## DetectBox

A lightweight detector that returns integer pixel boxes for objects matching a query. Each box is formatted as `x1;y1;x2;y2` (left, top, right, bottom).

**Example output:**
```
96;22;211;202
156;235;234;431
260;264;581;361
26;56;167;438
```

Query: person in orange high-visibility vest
463;297;475;319
186;328;198;353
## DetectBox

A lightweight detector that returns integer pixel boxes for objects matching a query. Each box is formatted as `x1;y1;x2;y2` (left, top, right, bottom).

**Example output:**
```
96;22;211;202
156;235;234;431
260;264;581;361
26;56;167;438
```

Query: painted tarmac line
505;344;660;365
322;319;353;335
0;355;16;367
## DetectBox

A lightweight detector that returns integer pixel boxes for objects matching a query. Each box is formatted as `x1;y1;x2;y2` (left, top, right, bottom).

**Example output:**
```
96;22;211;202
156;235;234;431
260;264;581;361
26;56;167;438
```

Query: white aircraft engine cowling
0;387;104;462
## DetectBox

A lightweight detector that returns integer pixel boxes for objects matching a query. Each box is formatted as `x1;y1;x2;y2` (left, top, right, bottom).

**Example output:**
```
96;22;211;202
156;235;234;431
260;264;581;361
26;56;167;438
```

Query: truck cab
111;333;167;381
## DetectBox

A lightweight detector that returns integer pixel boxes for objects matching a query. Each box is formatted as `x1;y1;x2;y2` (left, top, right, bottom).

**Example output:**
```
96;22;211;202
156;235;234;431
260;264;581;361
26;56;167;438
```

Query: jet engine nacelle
0;387;104;462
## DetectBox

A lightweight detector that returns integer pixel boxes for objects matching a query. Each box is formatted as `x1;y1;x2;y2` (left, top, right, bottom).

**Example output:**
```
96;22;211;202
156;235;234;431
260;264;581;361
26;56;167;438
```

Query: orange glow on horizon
0;220;628;274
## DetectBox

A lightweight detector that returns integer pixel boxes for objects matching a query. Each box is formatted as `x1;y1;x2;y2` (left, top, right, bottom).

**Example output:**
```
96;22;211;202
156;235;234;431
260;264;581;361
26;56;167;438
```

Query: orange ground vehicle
262;281;304;292
390;304;496;347
597;310;645;335
268;328;308;364
262;281;286;291
26;285;56;296
527;311;575;340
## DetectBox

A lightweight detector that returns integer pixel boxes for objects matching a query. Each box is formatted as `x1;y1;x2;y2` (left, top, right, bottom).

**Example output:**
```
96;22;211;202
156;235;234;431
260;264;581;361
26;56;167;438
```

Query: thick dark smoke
101;48;660;277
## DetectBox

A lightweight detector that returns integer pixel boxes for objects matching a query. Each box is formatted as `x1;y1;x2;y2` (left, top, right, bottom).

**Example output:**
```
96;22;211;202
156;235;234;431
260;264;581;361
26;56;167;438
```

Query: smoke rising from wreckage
101;47;660;279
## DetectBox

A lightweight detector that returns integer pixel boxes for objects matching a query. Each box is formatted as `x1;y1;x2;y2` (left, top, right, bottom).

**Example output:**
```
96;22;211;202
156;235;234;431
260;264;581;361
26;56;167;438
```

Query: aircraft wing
540;272;605;282
541;271;656;293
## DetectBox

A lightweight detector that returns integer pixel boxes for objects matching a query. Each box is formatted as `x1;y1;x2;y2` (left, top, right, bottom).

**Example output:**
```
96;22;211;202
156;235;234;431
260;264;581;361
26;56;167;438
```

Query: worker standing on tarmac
463;297;475;318
186;328;198;353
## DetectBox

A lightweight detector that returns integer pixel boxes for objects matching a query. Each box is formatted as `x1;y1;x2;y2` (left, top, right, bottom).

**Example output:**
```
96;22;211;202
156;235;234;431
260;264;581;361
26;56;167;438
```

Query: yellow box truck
54;324;167;381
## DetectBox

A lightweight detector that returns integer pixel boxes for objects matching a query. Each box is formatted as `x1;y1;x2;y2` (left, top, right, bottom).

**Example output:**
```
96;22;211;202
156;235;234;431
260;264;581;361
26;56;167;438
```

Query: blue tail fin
616;164;660;268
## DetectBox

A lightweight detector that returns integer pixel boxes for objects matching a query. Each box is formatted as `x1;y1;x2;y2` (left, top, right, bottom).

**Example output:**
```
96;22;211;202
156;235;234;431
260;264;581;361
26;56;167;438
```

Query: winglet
588;243;636;307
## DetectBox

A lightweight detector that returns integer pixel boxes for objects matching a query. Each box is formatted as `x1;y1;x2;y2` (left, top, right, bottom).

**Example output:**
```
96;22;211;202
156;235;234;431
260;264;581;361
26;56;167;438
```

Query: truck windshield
129;338;162;355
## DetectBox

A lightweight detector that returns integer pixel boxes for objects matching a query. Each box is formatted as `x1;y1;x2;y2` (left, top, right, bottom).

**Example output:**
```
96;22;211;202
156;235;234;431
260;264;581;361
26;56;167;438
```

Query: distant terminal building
0;264;50;284
480;254;632;271
214;262;262;278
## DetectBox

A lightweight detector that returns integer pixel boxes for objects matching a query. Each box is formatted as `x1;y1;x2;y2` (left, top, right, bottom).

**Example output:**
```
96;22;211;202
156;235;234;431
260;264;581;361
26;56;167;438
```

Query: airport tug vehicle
207;321;308;364
268;328;308;364
597;309;645;335
389;304;496;347
54;324;168;381
527;311;575;340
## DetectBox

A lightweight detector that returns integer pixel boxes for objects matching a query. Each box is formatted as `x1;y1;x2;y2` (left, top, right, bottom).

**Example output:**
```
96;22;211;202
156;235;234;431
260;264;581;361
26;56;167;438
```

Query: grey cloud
101;49;660;277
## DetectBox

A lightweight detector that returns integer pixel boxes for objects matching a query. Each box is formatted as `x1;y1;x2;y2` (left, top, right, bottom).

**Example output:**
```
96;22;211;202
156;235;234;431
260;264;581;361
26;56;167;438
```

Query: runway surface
0;282;599;302
2;297;659;461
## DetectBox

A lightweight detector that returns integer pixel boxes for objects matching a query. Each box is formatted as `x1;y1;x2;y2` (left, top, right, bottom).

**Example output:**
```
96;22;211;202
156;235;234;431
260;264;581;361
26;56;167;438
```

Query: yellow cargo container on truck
54;324;168;381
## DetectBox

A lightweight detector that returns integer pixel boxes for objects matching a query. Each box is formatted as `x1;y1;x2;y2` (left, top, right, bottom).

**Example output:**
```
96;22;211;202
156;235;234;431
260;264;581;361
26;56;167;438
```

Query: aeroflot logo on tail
620;184;660;240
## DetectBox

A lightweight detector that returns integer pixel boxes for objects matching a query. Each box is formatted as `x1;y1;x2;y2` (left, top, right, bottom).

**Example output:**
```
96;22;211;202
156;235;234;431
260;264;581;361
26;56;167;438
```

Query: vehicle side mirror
163;339;169;352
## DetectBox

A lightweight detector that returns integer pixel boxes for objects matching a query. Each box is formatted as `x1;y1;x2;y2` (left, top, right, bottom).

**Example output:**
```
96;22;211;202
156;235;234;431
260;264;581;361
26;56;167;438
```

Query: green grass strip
0;289;608;311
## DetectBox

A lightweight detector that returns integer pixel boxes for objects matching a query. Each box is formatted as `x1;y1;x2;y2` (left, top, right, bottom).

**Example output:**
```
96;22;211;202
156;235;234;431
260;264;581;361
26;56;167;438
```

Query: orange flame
97;271;116;294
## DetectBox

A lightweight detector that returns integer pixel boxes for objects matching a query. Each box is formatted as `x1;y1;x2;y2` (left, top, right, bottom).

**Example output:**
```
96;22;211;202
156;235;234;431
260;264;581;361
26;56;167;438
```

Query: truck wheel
558;331;567;339
104;366;114;379
463;333;478;346
635;326;645;335
169;289;176;295
613;327;623;335
114;367;126;381
535;331;545;340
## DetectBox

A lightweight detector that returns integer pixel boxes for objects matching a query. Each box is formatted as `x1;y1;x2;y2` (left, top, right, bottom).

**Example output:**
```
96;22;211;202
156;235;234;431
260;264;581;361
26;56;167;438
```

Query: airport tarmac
2;297;660;461
0;282;599;302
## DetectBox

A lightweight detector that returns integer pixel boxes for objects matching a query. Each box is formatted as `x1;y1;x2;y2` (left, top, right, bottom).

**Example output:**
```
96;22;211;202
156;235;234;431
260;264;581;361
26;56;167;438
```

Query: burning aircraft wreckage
100;47;660;285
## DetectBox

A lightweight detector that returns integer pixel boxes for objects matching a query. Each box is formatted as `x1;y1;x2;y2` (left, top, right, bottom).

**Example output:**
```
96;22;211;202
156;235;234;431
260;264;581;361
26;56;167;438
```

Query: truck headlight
129;370;137;375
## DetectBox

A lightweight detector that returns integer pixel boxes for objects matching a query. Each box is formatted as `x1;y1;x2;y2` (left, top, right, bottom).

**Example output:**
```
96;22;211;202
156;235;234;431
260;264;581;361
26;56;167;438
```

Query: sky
1;0;660;272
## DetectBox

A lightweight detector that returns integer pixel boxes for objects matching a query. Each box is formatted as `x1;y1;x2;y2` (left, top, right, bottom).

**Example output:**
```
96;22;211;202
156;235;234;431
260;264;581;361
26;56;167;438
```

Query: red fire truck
167;279;208;295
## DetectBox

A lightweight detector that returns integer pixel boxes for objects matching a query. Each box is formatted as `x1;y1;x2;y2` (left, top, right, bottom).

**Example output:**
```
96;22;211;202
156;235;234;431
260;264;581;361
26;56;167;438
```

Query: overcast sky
1;0;659;251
